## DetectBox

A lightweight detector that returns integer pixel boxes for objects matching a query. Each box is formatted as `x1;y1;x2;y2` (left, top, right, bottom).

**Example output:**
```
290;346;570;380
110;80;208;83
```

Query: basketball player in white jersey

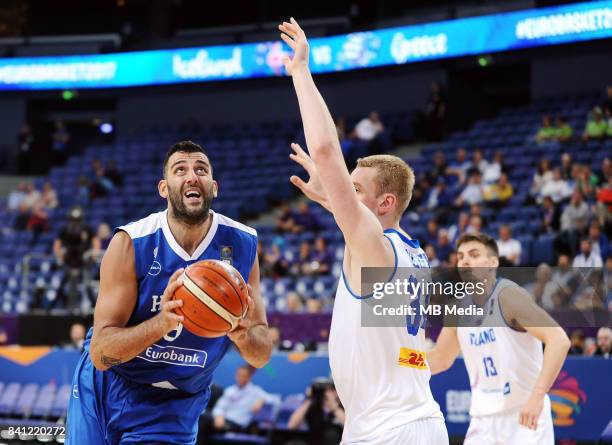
279;18;447;444
428;233;571;445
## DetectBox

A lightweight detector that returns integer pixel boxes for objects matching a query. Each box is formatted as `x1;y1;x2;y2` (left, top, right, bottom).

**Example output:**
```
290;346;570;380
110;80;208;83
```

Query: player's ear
491;255;499;268
158;179;168;198
379;193;396;215
212;180;218;198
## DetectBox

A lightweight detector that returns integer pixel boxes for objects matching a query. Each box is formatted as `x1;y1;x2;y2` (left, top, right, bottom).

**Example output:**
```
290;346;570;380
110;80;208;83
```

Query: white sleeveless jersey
328;229;443;443
457;278;544;417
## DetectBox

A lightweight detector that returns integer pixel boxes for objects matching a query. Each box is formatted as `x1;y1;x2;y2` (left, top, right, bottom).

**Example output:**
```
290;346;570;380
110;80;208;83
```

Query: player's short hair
456;232;499;257
355;155;415;217
163;141;210;177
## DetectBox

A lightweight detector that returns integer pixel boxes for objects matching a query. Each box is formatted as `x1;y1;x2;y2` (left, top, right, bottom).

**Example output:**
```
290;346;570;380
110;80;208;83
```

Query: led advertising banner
0;0;610;90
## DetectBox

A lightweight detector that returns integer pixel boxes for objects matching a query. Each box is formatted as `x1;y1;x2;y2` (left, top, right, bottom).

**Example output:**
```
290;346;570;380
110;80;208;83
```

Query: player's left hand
278;17;309;75
228;284;255;344
519;392;544;430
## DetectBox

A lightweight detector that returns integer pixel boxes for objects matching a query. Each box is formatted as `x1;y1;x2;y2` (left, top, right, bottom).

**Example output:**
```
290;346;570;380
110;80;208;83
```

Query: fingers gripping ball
172;260;249;337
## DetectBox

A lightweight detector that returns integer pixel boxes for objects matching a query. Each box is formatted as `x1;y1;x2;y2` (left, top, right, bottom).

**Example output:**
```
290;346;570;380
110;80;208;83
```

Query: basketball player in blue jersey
428;233;570;445
66;141;272;444
280;18;447;444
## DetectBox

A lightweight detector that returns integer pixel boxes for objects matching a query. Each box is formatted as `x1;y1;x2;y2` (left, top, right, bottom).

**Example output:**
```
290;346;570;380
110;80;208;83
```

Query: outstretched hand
289;143;331;212
278;18;309;76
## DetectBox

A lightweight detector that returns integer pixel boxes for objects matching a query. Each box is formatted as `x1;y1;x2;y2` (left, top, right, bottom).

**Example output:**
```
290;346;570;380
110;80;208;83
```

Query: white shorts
342;417;448;445
464;396;554;445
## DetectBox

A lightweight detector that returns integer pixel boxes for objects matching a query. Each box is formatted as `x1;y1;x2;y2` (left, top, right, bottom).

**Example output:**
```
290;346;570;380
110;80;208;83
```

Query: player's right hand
289;143;331;212
157;268;185;335
279;17;309;75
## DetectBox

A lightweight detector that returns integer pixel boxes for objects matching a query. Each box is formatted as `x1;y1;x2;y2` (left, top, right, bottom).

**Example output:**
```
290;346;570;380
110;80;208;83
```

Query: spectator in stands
540;196;561;234
17;124;34;174
531;158;553;198
292;202;321;233
446;148;471;184
455;171;484;207
588;220;610;261
528;264;554;308
484;173;513;207
573;238;603;268
582;107;608;142
90;164;115;200
574;164;598;199
307;236;333;276
603;85;612;116
306;298;323;314
561;190;590;233
436;229;453;263
104;160;124;187
560;153;573;181
574;269;606;310
22;182;41;209
40;182;58;210
51;120;70;165
351;111;384;143
482;151;504;184
427;151;448;184
497;225;521;266
291;241;312;277
425;219;439;247
262;242;290;278
53;207;93;309
445;251;458;267
469;149;488;175
286;291;305;313
535;115;556;143
76;176;90;206
210;365;270;434
421;81;447;141
424;177;452;211
465;215;483;234
7;182;27;212
447;212;470;243
63;322;87;350
425;245;440;267
568;329;585;355
91;222;112;252
596;157;612;185
288;380;345;445
540;168;572;204
554;116;573;142
275;201;296;233
592;327;612;358
13;202;31;231
26;200;50;238
550;254;580;308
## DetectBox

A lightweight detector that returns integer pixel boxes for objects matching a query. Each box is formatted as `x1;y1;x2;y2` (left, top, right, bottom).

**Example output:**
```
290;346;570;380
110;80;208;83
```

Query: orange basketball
172;260;249;337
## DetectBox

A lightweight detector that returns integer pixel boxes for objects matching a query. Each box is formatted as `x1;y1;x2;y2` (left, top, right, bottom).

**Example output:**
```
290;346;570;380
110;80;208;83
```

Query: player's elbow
250;349;272;369
309;143;335;162
88;339;110;372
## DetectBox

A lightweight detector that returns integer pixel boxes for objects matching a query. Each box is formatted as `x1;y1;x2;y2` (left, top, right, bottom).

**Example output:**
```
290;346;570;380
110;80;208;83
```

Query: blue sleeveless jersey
84;209;257;394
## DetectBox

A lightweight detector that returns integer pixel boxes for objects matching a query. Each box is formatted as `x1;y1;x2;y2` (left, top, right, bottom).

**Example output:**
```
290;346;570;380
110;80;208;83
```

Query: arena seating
0;93;608;316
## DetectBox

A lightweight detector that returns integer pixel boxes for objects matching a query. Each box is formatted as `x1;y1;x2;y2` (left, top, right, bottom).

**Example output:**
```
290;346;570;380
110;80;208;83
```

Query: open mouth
183;188;202;203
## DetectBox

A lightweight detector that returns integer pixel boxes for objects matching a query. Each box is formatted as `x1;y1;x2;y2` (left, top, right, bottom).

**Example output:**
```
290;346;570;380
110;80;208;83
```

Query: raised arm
427;327;461;375
89;231;185;371
228;256;272;368
500;287;570;431
280;18;392;272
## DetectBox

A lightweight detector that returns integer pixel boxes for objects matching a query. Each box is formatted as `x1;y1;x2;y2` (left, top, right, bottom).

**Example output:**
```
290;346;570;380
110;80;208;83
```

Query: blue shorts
66;351;210;445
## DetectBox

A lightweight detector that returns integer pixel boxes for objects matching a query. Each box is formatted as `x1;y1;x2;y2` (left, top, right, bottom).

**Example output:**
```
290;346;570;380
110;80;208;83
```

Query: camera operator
287;378;344;445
